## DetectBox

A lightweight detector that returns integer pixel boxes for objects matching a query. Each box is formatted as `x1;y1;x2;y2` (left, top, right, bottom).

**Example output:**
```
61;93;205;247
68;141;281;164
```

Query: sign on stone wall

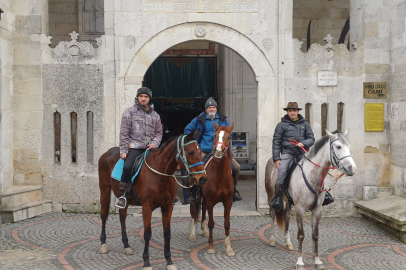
317;71;337;86
144;0;258;13
365;103;384;132
363;82;387;99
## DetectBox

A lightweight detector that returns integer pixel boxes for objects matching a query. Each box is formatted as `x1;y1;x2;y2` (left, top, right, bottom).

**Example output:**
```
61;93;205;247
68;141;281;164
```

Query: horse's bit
212;142;228;159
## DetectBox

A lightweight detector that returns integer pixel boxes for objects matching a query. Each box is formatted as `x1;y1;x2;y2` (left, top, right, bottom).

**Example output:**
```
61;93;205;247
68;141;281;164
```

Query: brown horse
188;123;236;256
98;131;207;270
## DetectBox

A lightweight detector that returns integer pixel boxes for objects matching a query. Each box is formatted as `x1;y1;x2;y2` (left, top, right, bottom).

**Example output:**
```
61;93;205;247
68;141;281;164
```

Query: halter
296;137;352;210
212;142;228;159
175;135;206;177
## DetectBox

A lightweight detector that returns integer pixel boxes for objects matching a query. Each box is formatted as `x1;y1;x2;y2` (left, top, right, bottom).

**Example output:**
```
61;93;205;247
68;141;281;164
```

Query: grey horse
265;130;357;269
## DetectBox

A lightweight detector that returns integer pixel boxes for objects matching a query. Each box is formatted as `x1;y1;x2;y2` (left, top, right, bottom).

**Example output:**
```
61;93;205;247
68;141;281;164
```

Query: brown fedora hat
283;102;302;111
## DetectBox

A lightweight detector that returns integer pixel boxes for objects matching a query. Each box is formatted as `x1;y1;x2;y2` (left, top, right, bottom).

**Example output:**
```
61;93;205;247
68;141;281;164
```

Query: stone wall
0;0;14;192
12;0;48;186
390;1;406;197
49;0;79;47
293;0;350;52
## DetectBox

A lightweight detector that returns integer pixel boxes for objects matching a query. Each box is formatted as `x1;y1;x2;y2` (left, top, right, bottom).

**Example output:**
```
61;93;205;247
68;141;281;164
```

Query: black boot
271;184;284;212
322;191;334;206
115;182;130;209
187;186;197;204
233;187;243;202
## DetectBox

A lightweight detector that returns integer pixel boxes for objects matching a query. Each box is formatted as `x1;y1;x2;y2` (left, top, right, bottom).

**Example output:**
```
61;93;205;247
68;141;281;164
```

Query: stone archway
124;22;277;212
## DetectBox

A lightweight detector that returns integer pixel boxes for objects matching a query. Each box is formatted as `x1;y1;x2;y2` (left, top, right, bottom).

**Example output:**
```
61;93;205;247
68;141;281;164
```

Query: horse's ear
228;122;234;133
214;122;219;130
342;129;349;137
185;131;194;142
193;129;200;140
227;142;233;159
325;130;336;140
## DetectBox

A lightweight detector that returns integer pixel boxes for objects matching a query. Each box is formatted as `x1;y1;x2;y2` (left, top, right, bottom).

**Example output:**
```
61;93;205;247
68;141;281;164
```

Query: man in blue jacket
184;97;242;203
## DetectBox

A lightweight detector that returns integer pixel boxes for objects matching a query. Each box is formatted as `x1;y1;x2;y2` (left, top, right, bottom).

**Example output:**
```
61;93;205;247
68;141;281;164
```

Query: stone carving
144;1;258;13
293;34;364;77
52;31;101;63
195;25;207;37
125;36;136;49
262;38;274;51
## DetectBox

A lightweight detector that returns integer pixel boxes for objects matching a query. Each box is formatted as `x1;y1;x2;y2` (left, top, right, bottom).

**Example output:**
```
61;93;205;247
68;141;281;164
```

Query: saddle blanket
111;157;145;183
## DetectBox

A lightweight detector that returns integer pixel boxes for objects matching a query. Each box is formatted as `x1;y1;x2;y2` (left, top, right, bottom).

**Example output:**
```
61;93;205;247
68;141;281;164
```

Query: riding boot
271;184;284;212
115;182;130;209
233;178;243;202
322;191;334;206
187;186;197;204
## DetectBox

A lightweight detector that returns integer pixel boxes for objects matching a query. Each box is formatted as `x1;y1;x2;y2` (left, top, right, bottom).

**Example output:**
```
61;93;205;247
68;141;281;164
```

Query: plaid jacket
119;99;163;154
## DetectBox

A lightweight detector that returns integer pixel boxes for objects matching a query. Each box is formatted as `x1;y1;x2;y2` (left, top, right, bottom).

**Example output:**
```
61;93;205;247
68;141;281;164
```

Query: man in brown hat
271;102;315;212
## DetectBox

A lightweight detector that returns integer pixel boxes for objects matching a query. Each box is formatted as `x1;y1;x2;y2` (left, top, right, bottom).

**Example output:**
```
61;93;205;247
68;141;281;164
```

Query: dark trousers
121;148;145;184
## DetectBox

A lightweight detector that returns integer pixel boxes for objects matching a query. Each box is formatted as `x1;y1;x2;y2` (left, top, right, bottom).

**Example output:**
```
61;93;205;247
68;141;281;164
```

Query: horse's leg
206;202;216;254
201;197;209;237
99;186;111;254
312;206;324;269
119;207;133;255
189;201;197;241
295;206;306;270
269;207;276;247
162;206;177;270
284;205;293;251
142;205;153;269
223;199;235;257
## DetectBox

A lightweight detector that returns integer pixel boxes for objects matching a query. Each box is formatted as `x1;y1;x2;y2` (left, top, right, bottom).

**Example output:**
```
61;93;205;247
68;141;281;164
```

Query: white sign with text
317;71;337;86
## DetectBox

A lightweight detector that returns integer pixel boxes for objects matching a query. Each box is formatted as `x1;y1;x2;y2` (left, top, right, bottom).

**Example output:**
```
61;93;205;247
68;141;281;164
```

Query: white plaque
317;71;337;86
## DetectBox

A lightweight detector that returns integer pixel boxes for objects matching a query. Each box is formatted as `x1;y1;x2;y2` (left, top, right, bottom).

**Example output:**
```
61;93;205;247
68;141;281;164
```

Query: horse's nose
199;176;208;186
349;165;352;171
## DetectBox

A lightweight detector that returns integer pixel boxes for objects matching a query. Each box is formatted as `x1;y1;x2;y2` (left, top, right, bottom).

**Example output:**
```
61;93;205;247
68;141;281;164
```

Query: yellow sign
365;103;384;132
363;82;387;99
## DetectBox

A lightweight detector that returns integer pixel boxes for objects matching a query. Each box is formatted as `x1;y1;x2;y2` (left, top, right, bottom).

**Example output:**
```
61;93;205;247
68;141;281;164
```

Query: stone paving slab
0;213;406;269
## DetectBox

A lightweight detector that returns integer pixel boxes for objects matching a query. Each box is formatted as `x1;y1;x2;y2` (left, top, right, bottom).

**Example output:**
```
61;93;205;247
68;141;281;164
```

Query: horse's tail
275;200;285;234
194;188;203;223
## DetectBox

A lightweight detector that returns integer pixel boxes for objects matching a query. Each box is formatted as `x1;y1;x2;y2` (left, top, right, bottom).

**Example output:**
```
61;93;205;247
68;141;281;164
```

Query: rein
144;135;206;189
293;138;351;210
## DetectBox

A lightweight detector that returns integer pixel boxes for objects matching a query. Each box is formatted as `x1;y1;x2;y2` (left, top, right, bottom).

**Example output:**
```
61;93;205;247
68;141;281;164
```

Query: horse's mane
306;130;350;159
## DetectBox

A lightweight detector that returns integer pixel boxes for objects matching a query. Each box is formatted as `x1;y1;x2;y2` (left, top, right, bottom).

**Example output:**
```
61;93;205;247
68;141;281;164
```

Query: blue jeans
181;169;188;202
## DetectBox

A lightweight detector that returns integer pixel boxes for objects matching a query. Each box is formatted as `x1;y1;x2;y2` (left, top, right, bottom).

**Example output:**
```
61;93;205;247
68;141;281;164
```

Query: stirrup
115;196;127;209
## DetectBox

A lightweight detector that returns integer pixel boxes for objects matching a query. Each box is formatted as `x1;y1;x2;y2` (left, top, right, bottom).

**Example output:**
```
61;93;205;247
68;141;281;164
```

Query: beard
208;111;216;117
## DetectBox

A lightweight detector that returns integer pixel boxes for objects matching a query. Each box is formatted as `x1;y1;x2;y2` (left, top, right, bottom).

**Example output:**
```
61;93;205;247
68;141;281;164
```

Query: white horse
265;130;357;270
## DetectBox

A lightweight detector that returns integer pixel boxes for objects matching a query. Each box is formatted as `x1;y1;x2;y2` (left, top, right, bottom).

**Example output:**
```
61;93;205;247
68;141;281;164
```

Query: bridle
330;139;352;168
144;135;206;188
175;135;206;177
212;141;229;159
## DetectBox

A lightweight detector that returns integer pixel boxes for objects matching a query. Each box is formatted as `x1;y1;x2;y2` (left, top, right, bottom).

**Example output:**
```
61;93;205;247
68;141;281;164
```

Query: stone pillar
0;1;14;192
12;0;48;186
389;1;406;197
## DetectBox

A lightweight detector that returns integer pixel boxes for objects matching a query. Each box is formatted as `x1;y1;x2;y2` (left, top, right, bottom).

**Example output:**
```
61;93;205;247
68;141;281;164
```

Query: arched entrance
124;22;278;212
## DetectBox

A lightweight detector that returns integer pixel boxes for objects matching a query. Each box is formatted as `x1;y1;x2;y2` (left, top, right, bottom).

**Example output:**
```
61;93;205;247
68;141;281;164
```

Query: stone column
12;0;48;186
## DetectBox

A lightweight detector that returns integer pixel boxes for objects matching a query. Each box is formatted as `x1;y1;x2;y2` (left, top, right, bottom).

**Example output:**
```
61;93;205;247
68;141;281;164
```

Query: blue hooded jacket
184;112;229;153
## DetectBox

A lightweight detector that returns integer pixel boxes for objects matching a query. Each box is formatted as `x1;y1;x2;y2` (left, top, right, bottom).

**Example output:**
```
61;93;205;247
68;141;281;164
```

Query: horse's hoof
286;244;294;251
315;264;324;270
207;248;215;254
296;264;305;270
124;247;133;255
226;249;235;257
166;264;177;270
189;235;196;241
269;240;276;247
99;244;108;254
202;231;209;237
143;267;152;270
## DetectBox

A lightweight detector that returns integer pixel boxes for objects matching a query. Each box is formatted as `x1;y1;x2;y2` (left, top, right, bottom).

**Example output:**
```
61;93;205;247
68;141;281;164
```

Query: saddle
130;152;146;178
283;152;304;208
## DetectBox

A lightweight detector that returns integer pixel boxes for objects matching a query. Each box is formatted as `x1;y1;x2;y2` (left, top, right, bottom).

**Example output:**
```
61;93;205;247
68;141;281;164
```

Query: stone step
362;185;394;201
355;196;406;243
0;200;52;223
0;185;42;209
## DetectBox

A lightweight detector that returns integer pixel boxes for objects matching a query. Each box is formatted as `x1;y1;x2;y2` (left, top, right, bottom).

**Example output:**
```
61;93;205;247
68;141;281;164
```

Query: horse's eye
214;135;216;137
188;151;194;156
228;137;231;140
337;146;341;149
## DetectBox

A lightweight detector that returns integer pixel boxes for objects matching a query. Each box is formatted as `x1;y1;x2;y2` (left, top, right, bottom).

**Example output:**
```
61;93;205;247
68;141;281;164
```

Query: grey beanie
205;97;217;109
137;87;152;99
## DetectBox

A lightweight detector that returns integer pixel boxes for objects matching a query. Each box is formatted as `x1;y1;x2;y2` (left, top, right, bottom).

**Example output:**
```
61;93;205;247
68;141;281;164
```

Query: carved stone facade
1;0;406;219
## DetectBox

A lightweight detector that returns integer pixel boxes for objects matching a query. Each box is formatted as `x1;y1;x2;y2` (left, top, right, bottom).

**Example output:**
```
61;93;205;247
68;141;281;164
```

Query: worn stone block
365;22;379;37
25;173;42;185
13;96;43;112
53;3;77;14
365;64;390;74
22;149;39;159
15;15;42;34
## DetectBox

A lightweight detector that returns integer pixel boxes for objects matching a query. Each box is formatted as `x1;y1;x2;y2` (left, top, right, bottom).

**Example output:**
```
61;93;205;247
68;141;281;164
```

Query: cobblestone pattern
0;213;405;269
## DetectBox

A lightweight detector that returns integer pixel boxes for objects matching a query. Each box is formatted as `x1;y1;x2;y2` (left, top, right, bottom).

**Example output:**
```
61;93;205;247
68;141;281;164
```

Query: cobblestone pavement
1;213;406;270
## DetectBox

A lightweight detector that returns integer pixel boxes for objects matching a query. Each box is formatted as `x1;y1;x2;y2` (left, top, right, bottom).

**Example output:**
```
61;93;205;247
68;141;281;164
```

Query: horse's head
213;122;234;159
326;129;357;176
178;129;208;186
